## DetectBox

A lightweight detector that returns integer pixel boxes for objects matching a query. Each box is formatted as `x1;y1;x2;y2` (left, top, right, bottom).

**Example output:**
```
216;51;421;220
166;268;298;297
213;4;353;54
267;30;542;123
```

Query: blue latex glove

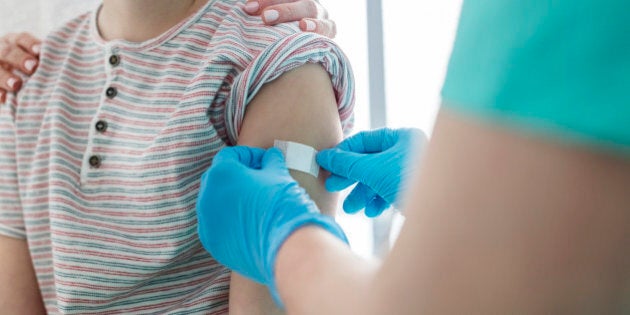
196;146;348;306
316;128;426;217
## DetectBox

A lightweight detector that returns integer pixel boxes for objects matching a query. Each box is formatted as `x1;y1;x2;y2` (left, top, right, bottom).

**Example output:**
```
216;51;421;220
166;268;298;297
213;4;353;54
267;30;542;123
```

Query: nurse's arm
229;63;344;315
275;108;630;314
0;235;47;314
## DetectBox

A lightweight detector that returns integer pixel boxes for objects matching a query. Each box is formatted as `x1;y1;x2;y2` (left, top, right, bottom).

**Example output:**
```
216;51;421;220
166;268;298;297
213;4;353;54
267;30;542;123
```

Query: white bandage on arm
273;140;320;178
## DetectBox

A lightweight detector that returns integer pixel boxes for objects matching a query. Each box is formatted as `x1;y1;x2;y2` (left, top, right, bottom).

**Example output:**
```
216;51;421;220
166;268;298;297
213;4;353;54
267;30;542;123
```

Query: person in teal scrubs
196;0;629;313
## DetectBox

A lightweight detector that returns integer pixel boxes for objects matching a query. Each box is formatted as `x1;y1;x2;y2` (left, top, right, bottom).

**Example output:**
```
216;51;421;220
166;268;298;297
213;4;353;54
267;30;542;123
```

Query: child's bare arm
229;63;343;314
0;235;46;314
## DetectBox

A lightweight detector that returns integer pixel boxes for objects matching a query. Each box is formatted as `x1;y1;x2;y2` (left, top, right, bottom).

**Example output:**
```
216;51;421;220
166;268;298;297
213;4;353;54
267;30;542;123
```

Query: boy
0;0;353;313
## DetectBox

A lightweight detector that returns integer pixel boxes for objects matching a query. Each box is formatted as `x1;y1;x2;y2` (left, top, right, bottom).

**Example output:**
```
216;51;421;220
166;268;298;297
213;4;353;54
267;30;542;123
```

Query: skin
0;2;210;312
0;0;334;103
232;63;343;314
244;0;336;38
0;1;343;313
275;109;630;314
97;0;209;42
0;33;40;103
0;235;46;314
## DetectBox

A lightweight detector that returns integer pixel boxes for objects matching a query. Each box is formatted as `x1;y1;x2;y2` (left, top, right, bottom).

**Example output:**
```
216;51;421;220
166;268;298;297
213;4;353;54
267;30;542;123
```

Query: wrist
274;225;345;308
276;226;333;278
265;211;348;307
267;210;348;266
266;183;346;259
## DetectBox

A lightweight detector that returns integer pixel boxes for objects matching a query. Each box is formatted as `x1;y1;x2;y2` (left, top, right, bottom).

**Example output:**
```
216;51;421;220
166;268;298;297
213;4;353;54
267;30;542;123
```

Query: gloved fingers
316;148;364;180
324;174;355;192
198;162;239;204
261;147;290;173
343;183;378;214
397;128;428;148
213;146;266;169
335;131;370;153
333;128;394;154
336;128;426;155
364;196;390;218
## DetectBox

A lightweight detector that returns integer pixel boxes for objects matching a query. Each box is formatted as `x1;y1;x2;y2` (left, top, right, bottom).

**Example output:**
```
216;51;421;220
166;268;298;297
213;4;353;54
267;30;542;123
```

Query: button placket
104;47;120;100
81;46;120;185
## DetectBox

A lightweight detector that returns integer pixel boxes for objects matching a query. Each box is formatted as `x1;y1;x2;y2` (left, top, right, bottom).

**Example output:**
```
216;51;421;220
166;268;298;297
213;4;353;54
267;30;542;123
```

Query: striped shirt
0;0;354;313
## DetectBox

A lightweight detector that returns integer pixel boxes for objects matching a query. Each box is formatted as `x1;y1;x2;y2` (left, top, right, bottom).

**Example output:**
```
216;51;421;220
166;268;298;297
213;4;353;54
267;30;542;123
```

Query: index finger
259;0;324;24
213;146;266;169
337;128;404;153
316;148;365;179
6;32;41;55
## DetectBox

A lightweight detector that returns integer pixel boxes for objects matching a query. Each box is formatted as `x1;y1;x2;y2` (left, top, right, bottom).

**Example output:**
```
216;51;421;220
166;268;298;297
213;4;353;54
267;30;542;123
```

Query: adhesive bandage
273;140;320;178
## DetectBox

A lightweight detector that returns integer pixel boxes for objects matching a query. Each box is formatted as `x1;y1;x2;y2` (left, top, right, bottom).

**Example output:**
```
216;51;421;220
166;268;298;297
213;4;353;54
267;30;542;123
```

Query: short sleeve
441;0;630;155
224;32;355;144
0;97;26;239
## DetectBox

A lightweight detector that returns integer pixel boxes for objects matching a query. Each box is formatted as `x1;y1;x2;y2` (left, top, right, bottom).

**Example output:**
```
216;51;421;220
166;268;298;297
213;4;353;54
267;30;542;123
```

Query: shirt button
89;155;101;168
95;120;108;133
109;55;120;66
105;87;117;99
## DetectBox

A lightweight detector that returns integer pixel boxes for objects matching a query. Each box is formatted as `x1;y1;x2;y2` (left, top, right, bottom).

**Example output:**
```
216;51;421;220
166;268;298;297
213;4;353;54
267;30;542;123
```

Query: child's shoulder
35;11;93;78
44;11;93;46
197;0;311;53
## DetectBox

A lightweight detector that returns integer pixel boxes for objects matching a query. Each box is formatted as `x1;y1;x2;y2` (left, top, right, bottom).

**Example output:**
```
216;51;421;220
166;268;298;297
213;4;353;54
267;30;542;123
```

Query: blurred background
0;0;463;258
319;0;462;258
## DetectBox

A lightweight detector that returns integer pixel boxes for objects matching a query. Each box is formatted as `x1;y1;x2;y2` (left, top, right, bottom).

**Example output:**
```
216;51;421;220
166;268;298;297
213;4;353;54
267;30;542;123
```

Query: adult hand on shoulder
196;146;347;304
0;33;41;104
317;128;427;217
243;0;337;38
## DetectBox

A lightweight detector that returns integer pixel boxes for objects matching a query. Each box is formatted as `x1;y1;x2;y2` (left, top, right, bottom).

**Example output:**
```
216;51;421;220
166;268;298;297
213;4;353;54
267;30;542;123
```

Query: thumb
316;148;364;180
262;147;289;171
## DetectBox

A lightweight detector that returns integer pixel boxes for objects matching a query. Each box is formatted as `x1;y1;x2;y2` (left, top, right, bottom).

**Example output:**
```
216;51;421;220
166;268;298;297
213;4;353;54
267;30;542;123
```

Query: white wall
383;1;463;134
0;0;98;37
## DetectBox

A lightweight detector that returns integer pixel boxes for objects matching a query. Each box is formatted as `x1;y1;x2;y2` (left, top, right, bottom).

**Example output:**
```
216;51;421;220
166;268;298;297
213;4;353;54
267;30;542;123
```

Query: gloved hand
196;146;348;306
316;128;426;217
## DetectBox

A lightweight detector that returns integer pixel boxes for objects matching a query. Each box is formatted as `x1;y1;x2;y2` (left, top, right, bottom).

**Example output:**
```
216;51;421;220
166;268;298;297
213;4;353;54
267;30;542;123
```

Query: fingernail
304;19;317;31
264;10;279;23
24;59;38;72
32;44;41;54
7;77;19;90
244;1;259;13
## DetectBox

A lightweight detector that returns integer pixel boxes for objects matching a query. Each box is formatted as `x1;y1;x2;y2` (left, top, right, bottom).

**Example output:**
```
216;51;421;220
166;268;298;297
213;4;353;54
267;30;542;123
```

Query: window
320;0;463;258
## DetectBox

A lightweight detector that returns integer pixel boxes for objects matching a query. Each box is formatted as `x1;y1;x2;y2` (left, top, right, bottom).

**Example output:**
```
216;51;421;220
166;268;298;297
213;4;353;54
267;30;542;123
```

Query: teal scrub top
441;0;629;155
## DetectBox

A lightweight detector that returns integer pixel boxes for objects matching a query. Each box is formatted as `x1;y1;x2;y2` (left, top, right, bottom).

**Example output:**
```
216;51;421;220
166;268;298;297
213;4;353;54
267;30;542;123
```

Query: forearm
229;274;282;315
273;108;630;314
376;110;630;313
276;226;378;315
0;235;46;314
